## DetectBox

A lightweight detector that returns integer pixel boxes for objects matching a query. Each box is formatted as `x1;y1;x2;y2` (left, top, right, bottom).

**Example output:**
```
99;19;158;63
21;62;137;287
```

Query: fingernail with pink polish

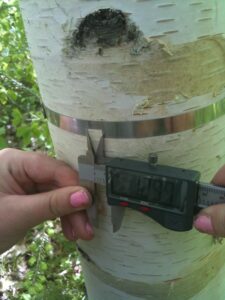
194;215;214;234
70;190;89;208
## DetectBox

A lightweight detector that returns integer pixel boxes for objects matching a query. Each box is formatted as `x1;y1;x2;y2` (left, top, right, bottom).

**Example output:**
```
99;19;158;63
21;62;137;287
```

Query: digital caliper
78;134;225;232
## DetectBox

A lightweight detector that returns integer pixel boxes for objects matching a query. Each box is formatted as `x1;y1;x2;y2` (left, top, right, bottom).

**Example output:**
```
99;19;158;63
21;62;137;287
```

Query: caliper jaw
78;133;98;227
78;132;117;228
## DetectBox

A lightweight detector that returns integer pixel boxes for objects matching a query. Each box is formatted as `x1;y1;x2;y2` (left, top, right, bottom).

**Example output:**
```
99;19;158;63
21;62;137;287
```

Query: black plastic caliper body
106;158;200;231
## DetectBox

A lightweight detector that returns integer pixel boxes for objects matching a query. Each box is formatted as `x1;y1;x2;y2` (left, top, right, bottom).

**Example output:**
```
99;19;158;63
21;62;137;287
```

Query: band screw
148;153;158;165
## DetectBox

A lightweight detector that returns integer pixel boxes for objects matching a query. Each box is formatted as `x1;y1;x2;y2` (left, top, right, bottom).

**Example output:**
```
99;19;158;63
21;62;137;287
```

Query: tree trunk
20;1;225;299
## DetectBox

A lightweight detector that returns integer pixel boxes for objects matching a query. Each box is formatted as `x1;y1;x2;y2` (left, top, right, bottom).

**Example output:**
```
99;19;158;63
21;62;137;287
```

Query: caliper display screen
106;158;200;231
109;168;187;213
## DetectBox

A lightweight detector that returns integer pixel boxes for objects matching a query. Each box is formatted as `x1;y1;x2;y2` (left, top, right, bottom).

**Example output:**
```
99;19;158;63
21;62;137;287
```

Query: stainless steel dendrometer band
44;97;225;139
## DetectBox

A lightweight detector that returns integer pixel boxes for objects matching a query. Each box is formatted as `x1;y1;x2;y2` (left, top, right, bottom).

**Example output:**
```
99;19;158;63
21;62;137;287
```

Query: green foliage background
0;0;50;151
0;0;86;299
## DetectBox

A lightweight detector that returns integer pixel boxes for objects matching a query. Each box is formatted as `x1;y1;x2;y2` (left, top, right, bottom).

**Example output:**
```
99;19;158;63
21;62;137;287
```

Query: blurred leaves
0;0;52;152
1;221;87;300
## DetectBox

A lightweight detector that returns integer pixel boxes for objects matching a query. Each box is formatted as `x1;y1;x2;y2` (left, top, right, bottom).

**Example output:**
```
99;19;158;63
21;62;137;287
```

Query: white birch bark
20;1;225;299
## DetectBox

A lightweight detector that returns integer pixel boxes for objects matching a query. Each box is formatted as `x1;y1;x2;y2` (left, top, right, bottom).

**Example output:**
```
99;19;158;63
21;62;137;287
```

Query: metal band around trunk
44;97;225;138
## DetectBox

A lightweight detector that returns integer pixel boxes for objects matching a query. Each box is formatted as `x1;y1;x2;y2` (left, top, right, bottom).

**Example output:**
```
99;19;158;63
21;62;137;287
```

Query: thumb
9;187;92;229
194;204;225;237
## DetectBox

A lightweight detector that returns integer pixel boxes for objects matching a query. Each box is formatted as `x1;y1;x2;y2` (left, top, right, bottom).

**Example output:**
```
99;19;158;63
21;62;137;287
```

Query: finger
61;212;94;241
5;187;92;229
67;211;94;240
0;149;79;191
194;204;225;237
61;216;76;241
194;165;225;236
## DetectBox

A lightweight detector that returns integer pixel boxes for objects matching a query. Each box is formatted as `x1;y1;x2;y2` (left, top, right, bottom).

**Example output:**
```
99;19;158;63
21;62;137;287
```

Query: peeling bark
68;34;225;108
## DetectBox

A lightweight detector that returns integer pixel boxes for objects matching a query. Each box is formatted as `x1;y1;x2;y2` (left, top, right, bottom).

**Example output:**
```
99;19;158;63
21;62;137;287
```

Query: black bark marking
73;8;140;48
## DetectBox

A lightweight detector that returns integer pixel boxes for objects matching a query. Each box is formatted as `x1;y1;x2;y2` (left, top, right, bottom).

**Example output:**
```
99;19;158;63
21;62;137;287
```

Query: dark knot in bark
73;8;140;48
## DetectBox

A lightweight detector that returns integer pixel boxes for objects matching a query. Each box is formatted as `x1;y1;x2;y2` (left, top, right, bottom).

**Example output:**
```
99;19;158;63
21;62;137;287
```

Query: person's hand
194;165;225;237
0;149;94;254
